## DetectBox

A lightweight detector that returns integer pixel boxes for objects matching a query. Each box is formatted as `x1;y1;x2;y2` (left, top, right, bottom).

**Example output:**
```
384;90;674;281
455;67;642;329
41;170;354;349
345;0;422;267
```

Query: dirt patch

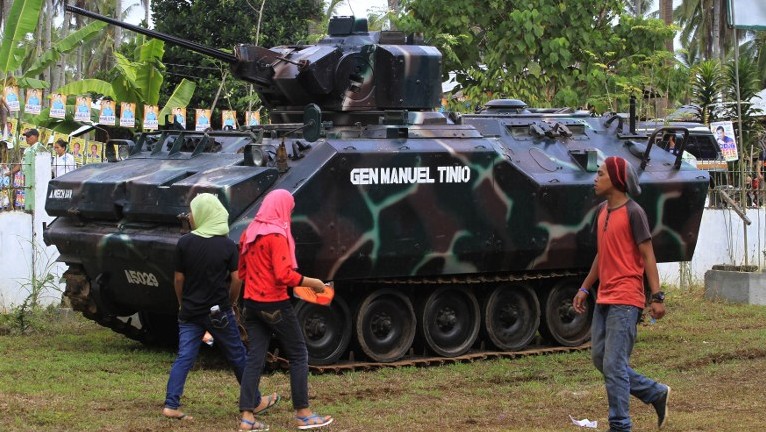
678;348;766;371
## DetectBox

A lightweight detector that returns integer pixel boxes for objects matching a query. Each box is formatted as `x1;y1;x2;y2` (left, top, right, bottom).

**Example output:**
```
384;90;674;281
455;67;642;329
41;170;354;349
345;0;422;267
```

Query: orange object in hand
293;284;334;306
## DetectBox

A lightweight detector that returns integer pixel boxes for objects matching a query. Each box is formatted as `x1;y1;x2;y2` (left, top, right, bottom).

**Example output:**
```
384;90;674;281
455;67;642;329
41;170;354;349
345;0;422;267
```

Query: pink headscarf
241;189;298;268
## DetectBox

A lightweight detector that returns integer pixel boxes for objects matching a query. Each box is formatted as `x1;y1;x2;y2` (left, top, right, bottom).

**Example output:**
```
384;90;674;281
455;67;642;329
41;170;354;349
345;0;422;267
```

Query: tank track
277;343;592;374
64;264;589;370
62;266;149;342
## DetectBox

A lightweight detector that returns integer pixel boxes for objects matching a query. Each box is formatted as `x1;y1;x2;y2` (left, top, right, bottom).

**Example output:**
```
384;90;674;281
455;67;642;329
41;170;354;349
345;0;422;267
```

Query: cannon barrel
65;5;237;64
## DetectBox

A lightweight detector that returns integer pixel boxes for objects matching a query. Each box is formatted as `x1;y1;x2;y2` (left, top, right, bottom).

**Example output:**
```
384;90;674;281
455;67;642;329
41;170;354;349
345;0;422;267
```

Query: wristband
578;287;590;296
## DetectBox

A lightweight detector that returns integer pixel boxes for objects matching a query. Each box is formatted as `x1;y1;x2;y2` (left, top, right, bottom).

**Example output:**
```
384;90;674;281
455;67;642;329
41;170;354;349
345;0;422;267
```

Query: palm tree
660;0;673;51
675;0;746;61
740;32;766;88
626;0;654;17
690;59;723;124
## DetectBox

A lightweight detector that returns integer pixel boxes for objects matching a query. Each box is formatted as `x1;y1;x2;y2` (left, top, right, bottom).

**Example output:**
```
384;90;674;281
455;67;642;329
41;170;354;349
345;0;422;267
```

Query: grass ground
0;286;764;432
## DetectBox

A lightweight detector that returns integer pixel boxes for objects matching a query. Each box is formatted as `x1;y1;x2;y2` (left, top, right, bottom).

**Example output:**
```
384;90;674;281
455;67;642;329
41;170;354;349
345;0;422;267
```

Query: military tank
44;6;709;366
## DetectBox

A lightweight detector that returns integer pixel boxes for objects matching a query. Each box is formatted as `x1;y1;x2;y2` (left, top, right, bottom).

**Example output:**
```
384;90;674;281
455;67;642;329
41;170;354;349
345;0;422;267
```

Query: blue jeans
239;300;309;412
164;308;247;409
591;304;665;432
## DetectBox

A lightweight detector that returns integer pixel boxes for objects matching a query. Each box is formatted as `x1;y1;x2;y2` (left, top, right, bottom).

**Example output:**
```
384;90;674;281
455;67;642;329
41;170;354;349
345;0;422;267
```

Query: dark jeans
591;304;666;432
164;308;247;409
239;299;309;412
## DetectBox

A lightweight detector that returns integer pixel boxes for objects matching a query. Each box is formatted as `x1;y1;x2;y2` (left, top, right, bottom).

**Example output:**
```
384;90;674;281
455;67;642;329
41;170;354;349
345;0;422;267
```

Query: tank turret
66;6;442;125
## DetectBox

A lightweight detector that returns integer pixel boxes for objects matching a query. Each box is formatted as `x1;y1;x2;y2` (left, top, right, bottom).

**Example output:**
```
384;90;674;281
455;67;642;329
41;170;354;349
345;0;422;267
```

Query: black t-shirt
175;233;238;320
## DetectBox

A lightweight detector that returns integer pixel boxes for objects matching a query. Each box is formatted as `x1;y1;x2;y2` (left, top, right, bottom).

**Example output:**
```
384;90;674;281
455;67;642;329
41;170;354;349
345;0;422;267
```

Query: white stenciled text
350;166;471;185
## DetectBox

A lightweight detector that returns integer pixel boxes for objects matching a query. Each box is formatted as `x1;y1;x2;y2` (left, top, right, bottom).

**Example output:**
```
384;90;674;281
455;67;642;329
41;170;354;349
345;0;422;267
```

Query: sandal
254;393;280;415
296;413;334;430
239;418;269;432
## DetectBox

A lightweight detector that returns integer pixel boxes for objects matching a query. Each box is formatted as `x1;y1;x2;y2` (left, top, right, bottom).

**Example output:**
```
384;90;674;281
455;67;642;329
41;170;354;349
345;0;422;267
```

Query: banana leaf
0;0;43;74
55;79;116;99
25;22;107;78
16;77;48;89
159;79;196;125
135;40;165;106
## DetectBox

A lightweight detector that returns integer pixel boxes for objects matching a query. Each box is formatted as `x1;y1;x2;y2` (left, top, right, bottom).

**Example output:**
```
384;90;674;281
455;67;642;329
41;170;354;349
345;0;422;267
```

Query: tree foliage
397;0;676;113
151;0;322;126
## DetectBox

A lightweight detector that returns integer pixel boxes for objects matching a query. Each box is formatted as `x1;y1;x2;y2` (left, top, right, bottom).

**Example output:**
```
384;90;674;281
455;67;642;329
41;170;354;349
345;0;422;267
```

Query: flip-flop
296;413;334;430
254;393;280;415
239;418;269;432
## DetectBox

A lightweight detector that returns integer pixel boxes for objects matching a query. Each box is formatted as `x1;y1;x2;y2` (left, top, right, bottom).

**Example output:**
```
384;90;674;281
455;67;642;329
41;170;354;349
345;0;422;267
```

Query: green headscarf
190;193;229;238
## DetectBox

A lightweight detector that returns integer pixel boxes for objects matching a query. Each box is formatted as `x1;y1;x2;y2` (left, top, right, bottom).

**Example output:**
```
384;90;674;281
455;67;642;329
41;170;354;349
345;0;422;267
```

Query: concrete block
704;269;766;305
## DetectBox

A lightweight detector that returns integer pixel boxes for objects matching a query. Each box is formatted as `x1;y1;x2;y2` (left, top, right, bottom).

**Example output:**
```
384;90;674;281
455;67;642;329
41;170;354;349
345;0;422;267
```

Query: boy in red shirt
573;156;669;431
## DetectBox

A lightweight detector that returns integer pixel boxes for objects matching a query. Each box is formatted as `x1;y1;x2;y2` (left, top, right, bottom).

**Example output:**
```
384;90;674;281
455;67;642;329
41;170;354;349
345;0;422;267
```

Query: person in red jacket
572;156;669;432
237;189;334;431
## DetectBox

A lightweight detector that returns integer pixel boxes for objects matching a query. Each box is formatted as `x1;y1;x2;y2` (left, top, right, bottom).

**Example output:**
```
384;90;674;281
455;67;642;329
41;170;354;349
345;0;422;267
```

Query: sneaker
652;385;671;429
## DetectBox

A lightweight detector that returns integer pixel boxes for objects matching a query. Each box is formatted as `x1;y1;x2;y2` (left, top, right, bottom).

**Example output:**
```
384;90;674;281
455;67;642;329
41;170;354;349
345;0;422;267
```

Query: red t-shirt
596;200;652;309
239;233;304;302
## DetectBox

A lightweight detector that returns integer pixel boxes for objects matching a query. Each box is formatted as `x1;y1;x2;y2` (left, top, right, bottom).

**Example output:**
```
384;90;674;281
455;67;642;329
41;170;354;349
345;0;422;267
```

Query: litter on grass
569;415;598;428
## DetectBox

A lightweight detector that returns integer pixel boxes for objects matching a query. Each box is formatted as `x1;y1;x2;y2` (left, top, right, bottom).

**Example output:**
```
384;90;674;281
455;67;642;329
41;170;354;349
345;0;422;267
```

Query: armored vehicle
44;7;709;366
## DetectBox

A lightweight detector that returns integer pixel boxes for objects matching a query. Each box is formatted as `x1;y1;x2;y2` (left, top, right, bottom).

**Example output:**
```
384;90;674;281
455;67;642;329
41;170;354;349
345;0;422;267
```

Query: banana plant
55;36;196;128
1;0;105;88
0;0;43;77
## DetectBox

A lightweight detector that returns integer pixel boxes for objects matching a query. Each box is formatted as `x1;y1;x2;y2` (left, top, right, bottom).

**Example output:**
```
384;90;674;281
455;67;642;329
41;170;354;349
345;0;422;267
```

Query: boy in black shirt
163;193;247;420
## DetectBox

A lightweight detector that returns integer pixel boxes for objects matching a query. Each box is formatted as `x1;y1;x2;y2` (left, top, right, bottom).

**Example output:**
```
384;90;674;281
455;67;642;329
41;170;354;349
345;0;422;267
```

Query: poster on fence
86;142;103;164
3;118;18;146
70;137;85;165
710;121;739;162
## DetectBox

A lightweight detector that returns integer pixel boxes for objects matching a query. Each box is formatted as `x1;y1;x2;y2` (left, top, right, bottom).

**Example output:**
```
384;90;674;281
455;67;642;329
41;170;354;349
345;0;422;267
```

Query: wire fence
705;169;765;209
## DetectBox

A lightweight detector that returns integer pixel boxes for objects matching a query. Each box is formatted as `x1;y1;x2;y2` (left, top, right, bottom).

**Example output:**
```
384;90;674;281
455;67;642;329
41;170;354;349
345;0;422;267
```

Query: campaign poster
75;96;92;122
222;110;237;129
120;102;136;128
710;121;739;162
3;118;18;145
86;142;103;164
19;122;37;149
99;100;116;125
195;109;211;132
51;131;69;146
246;110;261;126
4;86;20;112
70;137;85;165
143;105;159;131
25;89;42;114
172;107;187;129
39;127;54;146
50;93;66;119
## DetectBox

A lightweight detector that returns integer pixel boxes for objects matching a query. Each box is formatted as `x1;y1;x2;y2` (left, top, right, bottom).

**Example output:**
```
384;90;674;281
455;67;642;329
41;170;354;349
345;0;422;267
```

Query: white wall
0;211;34;310
0;154;66;312
659;207;766;285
